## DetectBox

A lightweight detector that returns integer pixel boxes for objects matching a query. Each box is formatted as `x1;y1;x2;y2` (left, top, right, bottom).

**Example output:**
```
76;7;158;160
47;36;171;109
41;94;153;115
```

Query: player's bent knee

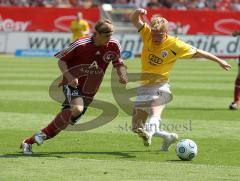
71;105;84;116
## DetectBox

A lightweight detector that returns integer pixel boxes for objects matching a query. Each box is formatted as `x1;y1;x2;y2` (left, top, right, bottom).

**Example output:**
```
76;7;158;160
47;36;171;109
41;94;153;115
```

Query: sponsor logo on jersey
148;54;163;66
78;63;103;75
103;51;118;63
89;61;99;69
161;50;168;58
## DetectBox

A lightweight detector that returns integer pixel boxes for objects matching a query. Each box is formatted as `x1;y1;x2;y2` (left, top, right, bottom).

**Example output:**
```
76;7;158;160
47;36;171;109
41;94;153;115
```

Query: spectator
70;12;90;41
131;0;149;8
81;0;93;8
171;0;187;10
231;0;240;11
216;0;232;11
29;0;45;6
195;0;207;9
160;0;172;8
147;0;161;8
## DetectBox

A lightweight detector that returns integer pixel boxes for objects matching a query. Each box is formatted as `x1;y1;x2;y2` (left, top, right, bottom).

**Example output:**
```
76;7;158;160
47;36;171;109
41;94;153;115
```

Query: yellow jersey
139;23;197;84
70;19;90;41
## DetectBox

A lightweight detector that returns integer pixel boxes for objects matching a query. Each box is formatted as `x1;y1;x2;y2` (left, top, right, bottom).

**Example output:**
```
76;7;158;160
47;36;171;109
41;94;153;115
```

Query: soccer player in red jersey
229;31;240;110
21;19;128;155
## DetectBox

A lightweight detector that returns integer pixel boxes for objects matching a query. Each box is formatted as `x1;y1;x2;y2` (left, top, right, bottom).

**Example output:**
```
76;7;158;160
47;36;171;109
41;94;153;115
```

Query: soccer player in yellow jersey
70;12;90;41
130;8;231;151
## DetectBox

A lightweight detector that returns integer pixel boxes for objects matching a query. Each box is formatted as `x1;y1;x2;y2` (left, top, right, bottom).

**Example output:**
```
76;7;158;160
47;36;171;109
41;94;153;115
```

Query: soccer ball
176;139;197;161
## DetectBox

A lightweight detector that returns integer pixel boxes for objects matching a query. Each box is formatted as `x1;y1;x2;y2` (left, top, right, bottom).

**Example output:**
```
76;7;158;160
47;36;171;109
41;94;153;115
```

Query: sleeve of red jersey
54;41;76;62
111;38;125;67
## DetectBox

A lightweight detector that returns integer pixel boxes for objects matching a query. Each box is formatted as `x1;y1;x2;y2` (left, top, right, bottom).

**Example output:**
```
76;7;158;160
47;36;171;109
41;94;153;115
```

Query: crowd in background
0;0;240;11
104;0;240;11
0;0;94;8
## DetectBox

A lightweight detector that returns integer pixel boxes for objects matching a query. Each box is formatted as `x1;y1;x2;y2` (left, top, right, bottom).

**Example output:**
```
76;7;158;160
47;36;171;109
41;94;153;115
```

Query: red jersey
54;36;124;98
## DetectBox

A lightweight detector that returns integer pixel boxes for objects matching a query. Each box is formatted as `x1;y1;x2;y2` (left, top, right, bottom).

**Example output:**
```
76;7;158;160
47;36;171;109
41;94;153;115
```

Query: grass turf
0;55;239;180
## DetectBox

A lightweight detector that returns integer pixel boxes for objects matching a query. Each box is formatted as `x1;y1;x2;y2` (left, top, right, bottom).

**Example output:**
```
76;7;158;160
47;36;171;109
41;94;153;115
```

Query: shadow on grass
167;159;187;162
167;159;195;164
0;149;172;161
0;150;143;159
168;107;230;111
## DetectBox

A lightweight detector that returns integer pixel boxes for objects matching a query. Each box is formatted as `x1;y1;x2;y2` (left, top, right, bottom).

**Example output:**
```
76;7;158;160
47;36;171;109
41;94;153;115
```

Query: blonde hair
95;19;114;34
150;15;168;32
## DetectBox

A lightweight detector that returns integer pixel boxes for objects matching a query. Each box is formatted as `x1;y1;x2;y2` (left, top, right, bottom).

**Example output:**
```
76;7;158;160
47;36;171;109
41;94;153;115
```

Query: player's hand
219;61;231;71
137;8;147;16
69;78;79;88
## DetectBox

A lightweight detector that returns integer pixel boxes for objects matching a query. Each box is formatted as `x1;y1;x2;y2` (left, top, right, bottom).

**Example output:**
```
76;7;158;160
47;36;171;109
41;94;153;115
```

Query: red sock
41;109;72;139
24;109;72;145
24;136;36;145
234;78;240;103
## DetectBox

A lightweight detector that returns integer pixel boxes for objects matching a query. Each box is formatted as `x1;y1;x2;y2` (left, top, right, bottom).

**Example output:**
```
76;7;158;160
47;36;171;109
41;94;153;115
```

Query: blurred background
0;0;239;57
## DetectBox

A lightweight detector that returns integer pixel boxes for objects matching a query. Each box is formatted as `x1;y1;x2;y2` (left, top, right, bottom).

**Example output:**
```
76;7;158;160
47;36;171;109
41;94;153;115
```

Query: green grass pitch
0;55;240;180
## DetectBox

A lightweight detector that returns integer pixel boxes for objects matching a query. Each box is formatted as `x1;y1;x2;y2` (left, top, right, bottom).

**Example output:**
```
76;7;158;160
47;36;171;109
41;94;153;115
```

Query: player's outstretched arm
129;8;147;30
192;49;231;71
116;65;128;84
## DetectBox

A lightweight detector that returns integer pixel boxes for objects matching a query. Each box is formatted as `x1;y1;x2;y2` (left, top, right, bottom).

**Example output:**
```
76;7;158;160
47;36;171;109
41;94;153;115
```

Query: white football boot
160;133;178;151
229;102;238;110
137;128;152;146
20;141;33;155
34;132;47;145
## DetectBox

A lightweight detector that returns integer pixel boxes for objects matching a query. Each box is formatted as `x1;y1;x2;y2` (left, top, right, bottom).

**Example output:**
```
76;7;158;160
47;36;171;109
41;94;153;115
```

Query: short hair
150;15;168;32
95;19;114;34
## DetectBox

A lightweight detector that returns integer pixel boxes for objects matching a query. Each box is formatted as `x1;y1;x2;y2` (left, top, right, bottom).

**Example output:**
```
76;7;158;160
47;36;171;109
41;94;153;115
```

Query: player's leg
21;86;87;154
40;97;84;141
132;84;153;146
147;103;168;138
146;83;172;138
21;107;73;154
234;65;240;106
21;97;83;153
132;107;148;132
229;61;240;110
146;102;178;151
131;107;151;146
145;83;178;151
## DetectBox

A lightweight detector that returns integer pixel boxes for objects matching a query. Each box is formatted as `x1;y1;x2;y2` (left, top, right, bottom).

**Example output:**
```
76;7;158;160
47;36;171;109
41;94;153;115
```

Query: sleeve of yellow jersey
83;20;90;31
175;39;197;59
139;23;151;43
